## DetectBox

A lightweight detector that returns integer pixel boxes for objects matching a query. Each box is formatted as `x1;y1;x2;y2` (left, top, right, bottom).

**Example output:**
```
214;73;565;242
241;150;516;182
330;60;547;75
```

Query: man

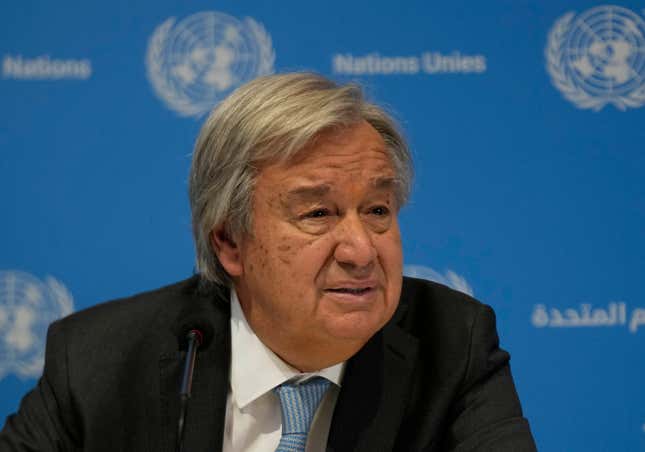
1;73;537;451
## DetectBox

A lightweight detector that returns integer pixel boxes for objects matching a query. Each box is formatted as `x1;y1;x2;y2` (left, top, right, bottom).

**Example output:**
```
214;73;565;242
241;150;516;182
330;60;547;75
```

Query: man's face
229;121;403;369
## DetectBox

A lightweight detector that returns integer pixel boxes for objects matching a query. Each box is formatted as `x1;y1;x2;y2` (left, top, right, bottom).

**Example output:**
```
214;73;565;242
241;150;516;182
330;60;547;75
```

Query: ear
210;225;244;277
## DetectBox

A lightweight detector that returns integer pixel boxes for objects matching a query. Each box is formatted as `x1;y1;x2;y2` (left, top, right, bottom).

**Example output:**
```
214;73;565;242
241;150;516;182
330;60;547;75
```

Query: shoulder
392;281;534;450
53;276;198;330
398;275;491;333
45;276;225;362
394;276;500;370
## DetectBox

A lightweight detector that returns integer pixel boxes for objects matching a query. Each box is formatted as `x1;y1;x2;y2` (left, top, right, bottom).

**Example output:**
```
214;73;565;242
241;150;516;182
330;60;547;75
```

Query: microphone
173;315;214;452
174;315;215;350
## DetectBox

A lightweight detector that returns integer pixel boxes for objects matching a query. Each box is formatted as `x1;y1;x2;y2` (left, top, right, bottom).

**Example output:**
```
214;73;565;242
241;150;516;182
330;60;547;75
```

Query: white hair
189;72;413;285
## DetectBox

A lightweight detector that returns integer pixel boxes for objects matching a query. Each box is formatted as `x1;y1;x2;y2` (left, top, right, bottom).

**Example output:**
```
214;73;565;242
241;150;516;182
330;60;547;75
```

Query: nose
333;212;377;273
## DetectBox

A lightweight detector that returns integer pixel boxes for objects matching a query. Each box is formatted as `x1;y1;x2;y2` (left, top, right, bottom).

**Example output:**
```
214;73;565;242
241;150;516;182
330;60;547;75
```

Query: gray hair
189;72;413;285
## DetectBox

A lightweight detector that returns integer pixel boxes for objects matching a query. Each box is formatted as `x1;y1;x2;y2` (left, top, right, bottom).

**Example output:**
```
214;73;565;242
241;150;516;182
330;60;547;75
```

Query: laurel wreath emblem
545;10;645;111
146;13;275;118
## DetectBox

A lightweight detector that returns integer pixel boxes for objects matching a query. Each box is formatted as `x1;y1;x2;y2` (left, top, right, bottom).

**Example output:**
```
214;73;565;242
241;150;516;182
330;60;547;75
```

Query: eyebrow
285;184;332;200
369;176;398;191
284;177;398;201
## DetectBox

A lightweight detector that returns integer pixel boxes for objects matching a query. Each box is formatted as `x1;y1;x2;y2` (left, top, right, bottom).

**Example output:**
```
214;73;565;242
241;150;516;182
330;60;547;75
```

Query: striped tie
273;377;331;452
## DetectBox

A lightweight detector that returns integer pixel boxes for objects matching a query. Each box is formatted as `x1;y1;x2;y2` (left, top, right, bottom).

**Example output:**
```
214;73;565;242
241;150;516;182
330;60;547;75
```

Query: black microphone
173;315;214;452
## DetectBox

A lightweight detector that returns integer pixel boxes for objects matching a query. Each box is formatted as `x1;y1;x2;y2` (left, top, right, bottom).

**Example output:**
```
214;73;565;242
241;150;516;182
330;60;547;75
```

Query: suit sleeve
0;320;80;451
444;305;537;452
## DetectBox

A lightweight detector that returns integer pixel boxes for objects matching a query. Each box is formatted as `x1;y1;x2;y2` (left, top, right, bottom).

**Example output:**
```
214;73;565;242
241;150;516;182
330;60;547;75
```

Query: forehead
257;122;396;189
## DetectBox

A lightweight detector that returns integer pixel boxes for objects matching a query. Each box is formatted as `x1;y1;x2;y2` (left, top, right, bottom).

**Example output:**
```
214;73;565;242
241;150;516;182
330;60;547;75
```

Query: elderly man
1;73;536;451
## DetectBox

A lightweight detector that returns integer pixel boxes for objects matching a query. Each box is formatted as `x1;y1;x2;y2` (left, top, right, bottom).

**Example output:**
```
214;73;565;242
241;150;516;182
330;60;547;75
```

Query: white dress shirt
222;290;345;452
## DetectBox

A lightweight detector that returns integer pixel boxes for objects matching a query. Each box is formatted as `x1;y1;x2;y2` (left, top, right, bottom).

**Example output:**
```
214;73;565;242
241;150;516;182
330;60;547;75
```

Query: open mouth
325;287;373;295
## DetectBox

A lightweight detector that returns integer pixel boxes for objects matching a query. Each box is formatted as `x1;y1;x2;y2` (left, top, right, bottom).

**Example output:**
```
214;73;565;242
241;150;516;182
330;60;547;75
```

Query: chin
324;310;388;342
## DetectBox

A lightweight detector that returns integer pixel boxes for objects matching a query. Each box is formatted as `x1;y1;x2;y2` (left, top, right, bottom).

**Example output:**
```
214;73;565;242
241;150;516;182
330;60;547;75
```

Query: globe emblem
146;11;275;117
0;271;74;379
546;6;645;110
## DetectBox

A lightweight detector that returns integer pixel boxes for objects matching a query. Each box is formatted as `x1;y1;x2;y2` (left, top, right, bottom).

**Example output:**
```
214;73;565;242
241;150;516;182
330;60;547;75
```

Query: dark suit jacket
0;276;536;451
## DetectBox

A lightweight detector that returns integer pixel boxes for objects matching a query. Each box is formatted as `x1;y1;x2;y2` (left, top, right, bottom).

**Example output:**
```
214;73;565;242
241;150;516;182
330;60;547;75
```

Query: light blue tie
273;377;331;452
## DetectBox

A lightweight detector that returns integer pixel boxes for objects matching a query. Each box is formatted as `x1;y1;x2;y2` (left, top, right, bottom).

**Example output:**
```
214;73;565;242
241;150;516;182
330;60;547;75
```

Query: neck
267;335;363;372
250;314;366;372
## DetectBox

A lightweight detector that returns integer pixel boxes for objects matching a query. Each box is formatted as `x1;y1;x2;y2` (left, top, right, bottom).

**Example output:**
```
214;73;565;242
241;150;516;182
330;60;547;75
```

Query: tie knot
273;377;331;435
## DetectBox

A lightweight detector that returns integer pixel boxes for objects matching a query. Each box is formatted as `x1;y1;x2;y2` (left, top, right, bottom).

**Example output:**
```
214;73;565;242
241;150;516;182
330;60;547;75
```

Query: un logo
546;5;645;111
0;271;74;380
146;11;275;117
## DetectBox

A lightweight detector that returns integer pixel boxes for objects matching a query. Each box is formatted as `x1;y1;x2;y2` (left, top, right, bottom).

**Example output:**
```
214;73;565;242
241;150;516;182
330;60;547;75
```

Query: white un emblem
0;271;74;380
146;11;275;117
546;5;645;111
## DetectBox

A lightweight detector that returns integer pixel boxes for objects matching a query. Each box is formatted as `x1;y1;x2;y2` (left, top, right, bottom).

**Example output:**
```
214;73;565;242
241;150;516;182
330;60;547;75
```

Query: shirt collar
229;288;344;409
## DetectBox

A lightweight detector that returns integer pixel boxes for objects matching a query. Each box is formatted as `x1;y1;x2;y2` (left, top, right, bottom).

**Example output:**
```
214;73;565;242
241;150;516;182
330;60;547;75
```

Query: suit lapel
327;309;419;452
158;282;231;452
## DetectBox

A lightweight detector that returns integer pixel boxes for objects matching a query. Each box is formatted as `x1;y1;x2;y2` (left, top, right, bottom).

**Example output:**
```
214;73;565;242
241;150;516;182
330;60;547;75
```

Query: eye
304;208;330;219
369;206;390;216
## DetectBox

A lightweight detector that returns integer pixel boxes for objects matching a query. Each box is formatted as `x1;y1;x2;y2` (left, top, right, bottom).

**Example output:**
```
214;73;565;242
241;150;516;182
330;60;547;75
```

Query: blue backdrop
2;1;644;450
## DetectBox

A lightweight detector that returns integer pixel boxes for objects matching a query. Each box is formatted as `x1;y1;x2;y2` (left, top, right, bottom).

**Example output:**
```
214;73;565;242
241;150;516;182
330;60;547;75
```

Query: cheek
378;229;403;268
275;235;334;285
376;231;404;304
276;238;297;265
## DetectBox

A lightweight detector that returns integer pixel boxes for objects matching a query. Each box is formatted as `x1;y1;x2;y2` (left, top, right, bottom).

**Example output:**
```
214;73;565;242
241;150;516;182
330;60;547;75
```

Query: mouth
324;287;374;295
322;285;378;309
